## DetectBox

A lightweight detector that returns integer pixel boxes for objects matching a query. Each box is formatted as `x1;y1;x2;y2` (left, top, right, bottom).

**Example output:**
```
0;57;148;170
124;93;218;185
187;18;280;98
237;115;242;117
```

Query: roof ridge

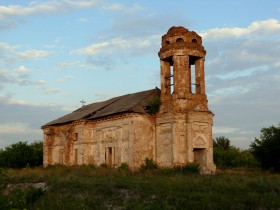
82;96;124;119
42;88;160;126
128;88;158;111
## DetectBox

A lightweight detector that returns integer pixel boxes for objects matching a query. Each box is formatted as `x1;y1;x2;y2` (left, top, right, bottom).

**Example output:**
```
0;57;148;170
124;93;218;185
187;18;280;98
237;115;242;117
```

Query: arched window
192;39;198;43
176;38;184;43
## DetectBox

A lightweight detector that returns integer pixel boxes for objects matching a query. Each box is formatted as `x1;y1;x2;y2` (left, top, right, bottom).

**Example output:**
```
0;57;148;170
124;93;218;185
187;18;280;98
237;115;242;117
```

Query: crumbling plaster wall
187;110;216;172
43;114;155;168
155;110;216;172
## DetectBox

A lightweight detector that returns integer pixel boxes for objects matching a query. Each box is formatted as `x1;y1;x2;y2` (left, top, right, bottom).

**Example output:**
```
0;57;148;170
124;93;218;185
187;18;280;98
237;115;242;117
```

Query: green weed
1;166;280;210
140;158;159;171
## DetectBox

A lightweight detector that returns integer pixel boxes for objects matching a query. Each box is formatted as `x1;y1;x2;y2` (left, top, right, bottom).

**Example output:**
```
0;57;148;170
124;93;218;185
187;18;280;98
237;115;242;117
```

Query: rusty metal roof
42;88;160;127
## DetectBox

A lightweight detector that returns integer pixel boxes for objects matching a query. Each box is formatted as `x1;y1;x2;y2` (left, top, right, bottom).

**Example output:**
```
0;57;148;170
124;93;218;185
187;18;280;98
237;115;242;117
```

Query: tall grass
1;166;280;209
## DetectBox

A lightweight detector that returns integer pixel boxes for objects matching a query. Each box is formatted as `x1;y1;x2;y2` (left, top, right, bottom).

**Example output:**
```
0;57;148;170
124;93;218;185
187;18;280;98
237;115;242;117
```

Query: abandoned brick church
42;26;216;172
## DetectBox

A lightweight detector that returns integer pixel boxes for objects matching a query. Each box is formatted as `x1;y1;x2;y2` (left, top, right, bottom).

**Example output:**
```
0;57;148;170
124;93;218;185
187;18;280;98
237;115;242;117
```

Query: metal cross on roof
80;100;86;107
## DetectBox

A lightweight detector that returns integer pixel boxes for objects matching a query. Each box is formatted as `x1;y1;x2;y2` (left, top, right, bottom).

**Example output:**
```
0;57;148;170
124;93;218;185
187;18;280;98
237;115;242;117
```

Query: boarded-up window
59;149;64;164
74;149;78;165
105;147;115;166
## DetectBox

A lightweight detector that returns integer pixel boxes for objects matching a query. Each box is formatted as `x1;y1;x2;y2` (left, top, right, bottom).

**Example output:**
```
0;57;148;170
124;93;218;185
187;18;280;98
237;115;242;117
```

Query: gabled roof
43;88;160;127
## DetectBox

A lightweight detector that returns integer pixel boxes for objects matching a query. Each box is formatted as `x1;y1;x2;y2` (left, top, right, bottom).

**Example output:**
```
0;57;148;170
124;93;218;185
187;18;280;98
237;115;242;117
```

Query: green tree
213;136;259;168
30;141;43;166
250;124;280;171
0;141;43;168
213;136;232;150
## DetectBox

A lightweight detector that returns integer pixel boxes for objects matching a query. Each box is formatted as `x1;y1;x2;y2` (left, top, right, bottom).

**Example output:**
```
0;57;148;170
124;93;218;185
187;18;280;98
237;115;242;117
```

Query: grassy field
1;166;280;210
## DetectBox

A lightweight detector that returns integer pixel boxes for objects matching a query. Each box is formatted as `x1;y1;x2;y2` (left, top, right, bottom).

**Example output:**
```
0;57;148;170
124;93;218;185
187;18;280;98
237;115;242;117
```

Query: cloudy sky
0;0;279;149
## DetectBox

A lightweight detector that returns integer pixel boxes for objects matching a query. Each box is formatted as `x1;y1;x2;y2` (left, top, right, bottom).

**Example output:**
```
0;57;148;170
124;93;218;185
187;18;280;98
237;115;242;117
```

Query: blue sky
0;0;279;149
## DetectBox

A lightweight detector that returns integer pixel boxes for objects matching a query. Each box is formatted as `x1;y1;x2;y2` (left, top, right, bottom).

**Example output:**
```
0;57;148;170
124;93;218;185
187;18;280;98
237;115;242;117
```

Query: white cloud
57;75;73;82
35;86;61;95
216;65;268;80
0;1;142;30
201;19;280;39
35;80;47;85
63;0;101;8
209;86;250;97
0;42;20;65
203;19;280;108
15;65;30;73
70;35;159;71
72;42;110;55
0;0;100;17
0;42;19;51
103;3;144;13
213;126;240;134
6;98;29;106
72;36;157;56
17;49;50;59
0;97;69;148
77;18;89;22
56;61;83;70
0;42;51;67
43;88;61;95
0;1;98;29
0;66;33;88
0;122;40;135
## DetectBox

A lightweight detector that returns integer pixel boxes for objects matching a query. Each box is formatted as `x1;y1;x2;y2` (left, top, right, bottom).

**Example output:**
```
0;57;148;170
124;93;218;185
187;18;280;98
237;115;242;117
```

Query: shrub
118;163;129;170
89;164;97;170
0;168;8;189
148;96;161;113
25;187;44;204
0;186;43;209
100;163;108;168
214;147;259;168
140;158;158;171
236;150;260;168
160;167;176;176
175;163;201;174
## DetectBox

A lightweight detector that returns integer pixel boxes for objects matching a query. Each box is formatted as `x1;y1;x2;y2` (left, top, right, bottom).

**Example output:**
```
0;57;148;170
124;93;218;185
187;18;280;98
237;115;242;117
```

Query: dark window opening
105;147;115;166
176;38;184;43
193;148;206;166
74;133;78;141
165;40;170;45
192;38;198;43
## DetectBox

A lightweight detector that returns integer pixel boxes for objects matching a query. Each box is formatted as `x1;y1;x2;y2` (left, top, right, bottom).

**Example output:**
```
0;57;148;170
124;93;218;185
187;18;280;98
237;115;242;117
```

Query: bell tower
158;26;207;112
156;26;216;173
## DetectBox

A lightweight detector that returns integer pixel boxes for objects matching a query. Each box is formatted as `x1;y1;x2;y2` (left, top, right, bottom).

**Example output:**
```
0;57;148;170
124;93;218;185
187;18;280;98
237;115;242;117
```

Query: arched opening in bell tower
176;38;184;43
170;65;174;93
160;55;205;101
190;55;204;94
190;58;196;94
